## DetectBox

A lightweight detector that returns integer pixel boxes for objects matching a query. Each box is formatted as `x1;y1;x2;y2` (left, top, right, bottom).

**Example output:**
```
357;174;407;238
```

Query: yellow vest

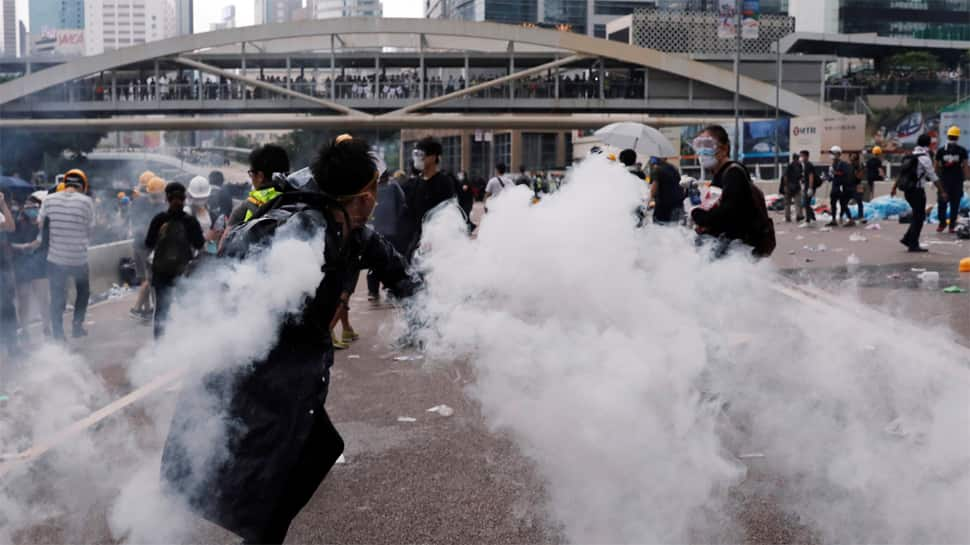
242;187;282;223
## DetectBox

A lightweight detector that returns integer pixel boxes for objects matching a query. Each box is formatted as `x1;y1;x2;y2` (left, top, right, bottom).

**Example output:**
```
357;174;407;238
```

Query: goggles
412;149;427;162
691;136;717;152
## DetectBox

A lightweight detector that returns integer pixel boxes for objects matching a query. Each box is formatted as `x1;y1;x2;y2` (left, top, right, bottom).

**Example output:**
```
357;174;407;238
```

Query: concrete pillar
556;132;567;166
510;130;523;170
461;131;472;173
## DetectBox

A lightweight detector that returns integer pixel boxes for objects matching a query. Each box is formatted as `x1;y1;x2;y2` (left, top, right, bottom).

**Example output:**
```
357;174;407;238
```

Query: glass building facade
839;0;970;40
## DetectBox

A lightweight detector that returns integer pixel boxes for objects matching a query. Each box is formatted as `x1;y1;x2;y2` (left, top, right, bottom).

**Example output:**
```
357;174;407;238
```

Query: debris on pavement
819;227;832;233
397;416;417;423
865;223;881;230
942;286;966;294
336;454;347;464
887;273;902;280
918;271;940;286
738;453;766;459
911;268;927;273
393;355;424;362
787;250;796;255
427;404;455;417
347;354;361;359
846;254;861;267
849;233;868;242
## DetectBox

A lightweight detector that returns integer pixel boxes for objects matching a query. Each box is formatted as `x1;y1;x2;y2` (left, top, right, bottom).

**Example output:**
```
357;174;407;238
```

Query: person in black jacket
825;146;856;227
161;136;418;545
690;125;767;256
402;136;458;258
649;156;684;224
781;153;804;223
798;150;818;223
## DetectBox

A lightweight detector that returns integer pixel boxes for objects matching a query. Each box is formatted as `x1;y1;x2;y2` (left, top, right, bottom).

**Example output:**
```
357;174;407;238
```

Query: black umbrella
0;176;34;198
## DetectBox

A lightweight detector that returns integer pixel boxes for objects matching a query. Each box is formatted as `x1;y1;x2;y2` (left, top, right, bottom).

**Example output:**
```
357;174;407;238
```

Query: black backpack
724;162;776;257
220;191;338;259
896;154;920;192
152;218;194;278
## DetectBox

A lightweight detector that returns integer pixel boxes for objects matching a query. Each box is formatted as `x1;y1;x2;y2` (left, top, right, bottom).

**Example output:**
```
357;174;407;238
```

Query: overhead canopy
780;32;970;61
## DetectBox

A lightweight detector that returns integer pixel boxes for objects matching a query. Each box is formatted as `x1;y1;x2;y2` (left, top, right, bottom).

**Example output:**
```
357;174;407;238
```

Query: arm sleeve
359;227;420;298
189;217;205;249
144;215;162;249
920;155;939;183
38;199;48;223
691;166;749;234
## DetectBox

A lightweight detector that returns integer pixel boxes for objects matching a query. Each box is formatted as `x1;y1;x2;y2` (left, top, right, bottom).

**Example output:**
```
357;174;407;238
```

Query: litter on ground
942;286;966;294
427;404;455;417
397;416;417;423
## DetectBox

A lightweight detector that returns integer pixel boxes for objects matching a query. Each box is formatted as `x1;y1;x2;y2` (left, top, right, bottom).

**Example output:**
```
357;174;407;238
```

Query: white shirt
485;175;513;197
38;190;95;267
913;146;939;188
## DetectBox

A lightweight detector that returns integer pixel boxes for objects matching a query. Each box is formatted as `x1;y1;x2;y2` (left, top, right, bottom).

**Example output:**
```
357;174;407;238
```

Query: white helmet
829;145;842;155
187;176;212;200
29;190;48;203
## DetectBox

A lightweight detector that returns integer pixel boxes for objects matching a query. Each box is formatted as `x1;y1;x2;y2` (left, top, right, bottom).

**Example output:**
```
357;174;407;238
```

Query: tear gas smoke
0;226;326;544
408;156;970;544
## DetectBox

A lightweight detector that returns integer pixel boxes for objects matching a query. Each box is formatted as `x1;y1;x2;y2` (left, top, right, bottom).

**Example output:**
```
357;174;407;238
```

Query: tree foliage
886;51;942;72
0;130;106;177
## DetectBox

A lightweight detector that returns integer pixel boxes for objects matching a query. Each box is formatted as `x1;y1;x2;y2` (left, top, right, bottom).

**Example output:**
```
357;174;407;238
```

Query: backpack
896;154;920;192
725;162;776;257
152;218;194;278
220;191;336;260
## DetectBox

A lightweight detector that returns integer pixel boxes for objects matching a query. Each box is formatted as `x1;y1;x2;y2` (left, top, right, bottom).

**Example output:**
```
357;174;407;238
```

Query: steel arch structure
0;17;835;129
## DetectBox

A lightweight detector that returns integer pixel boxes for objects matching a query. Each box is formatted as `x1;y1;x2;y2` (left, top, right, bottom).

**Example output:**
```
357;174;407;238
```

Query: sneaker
129;308;146;320
72;325;88;338
826;221;838;227
367;293;379;302
332;333;349;350
949;226;957;234
845;220;856;227
861;219;868;225
342;329;360;343
936;225;946;233
907;247;929;253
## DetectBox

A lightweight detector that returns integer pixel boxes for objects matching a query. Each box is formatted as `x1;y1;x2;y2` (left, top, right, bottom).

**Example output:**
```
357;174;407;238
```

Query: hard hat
55;182;66;193
947;125;961;138
187;176;212;200
829;146;842;155
147;176;166;194
29;190;48;203
607;153;617;161
960;257;970;273
138;171;155;187
63;168;89;191
116;191;126;199
872;146;882;155
335;133;353;144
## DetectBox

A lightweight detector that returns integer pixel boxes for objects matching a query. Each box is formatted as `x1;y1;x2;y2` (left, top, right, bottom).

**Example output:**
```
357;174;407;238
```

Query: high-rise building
175;0;193;35
255;0;304;24
29;0;85;33
313;0;382;19
2;0;15;55
789;0;969;40
85;0;177;55
211;5;237;30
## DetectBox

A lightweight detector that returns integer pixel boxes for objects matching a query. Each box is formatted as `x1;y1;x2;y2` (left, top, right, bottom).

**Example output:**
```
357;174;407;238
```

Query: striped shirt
39;191;95;267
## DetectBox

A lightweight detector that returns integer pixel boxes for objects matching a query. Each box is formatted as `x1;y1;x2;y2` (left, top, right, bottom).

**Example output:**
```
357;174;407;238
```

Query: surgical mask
697;149;719;170
23;208;39;219
412;150;426;171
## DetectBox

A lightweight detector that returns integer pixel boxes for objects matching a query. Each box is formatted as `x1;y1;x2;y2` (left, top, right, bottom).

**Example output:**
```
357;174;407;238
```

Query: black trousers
830;189;852;220
153;281;175;339
939;181;964;227
245;405;344;544
903;188;927;249
48;262;90;338
366;269;381;296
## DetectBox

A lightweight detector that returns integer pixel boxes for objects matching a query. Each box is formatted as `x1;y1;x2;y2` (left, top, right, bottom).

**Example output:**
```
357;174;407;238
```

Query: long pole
733;0;742;160
775;36;781;181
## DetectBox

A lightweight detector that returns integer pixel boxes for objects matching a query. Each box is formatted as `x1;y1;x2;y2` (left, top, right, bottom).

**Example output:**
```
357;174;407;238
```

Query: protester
129;176;168;322
781;153;804;223
935;125;968;233
865;146;886;203
403;137;459;256
484;163;514;212
690;125;775;257
367;170;411;301
145;182;205;339
826;146;855;227
892;134;941;252
848;152;866;223
10;191;50;339
619;149;647;180
228;144;291;227
161;134;419;545
0;191;19;360
456;170;474;219
39;169;95;339
649;156;684;224
514;165;532;187
207;170;235;221
799;150;818;223
186;176;224;256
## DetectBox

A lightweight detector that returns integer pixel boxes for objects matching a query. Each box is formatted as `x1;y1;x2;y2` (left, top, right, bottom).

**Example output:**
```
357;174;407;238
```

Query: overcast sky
13;0;425;35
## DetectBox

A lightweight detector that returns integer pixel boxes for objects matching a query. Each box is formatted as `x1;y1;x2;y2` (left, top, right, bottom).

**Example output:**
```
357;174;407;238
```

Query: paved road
3;209;968;545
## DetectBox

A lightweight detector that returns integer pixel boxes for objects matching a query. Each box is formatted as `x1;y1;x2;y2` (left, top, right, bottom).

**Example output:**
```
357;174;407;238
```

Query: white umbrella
594;122;677;158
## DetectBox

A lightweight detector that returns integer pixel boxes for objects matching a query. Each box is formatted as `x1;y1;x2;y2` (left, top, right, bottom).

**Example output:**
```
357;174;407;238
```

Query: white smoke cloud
0;228;326;544
408;156;970;544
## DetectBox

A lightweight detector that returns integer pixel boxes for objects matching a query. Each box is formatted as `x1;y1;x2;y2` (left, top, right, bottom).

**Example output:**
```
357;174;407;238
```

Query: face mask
412;150;426;171
24;208;39;219
697;149;719;170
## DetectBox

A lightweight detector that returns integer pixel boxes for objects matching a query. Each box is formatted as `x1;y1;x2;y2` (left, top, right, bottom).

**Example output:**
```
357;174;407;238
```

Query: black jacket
402;171;458;258
161;208;417;543
691;161;761;248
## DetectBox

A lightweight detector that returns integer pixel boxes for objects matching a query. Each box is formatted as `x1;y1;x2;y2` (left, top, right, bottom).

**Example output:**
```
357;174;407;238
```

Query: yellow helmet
872;146;882;155
147;176;166;194
138;171;155;188
947;125;961;138
607;153;617;161
63;168;89;192
117;191;127;199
